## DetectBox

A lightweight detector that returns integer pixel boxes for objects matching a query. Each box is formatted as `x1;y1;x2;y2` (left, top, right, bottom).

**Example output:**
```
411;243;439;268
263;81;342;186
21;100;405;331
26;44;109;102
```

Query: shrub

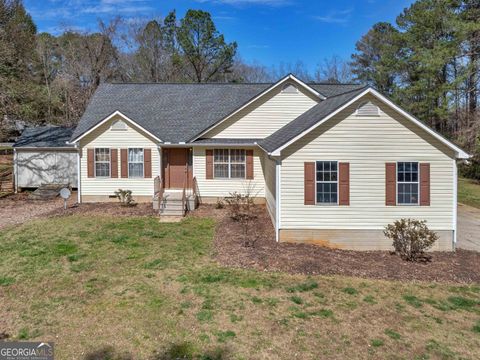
384;218;438;261
215;198;225;209
224;183;259;247
114;189;135;207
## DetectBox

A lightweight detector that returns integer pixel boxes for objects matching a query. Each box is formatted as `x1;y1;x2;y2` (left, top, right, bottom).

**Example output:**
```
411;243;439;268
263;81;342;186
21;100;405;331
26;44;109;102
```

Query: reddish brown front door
163;148;192;189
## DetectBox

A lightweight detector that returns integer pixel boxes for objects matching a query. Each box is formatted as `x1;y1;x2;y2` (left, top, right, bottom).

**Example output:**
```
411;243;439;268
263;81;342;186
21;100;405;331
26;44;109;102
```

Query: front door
163;148;192;189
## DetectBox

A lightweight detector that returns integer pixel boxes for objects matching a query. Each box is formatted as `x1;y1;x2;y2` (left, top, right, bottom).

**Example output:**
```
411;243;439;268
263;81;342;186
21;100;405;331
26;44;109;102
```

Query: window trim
213;148;246;180
396;161;420;206
94;147;111;178
315;160;339;206
127;147;144;178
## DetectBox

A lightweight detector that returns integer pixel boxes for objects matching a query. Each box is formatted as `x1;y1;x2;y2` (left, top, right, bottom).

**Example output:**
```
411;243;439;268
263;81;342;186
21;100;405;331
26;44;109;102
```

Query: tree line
1;0;480;177
349;0;480;178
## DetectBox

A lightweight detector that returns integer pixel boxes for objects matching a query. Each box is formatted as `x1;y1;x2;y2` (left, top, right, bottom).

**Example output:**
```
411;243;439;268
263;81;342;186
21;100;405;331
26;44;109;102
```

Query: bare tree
315;55;353;83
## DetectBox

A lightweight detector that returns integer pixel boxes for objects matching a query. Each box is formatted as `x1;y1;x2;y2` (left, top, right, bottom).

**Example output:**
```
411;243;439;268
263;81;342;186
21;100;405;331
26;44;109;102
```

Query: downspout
76;143;81;204
275;158;281;242
158;145;162;183
453;159;458;250
13;148;18;193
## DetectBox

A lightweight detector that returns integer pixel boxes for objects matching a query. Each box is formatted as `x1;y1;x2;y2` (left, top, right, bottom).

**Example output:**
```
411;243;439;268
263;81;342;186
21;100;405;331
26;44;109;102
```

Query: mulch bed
46;202;158;218
196;205;480;284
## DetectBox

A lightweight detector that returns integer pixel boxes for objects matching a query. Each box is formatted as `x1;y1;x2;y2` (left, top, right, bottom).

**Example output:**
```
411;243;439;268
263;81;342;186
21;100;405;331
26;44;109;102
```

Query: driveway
457;203;480;251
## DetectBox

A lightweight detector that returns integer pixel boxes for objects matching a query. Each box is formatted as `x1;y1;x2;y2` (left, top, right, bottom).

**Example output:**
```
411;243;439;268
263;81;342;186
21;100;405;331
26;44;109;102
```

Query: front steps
158;190;197;217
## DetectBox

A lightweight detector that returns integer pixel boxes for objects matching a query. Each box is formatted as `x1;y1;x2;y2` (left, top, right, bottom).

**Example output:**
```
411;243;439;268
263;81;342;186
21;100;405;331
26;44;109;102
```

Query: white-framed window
128;148;144;178
213;149;246;179
95;148;110;177
316;161;338;204
397;162;419;205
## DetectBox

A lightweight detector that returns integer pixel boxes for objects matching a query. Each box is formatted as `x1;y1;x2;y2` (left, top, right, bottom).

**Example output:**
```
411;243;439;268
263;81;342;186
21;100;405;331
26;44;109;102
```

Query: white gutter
275;158;281;242
14;146;77;150
453;159;458;249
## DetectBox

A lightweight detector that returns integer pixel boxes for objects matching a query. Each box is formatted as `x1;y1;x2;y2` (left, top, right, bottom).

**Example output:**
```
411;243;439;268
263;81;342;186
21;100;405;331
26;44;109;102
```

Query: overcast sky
24;0;416;71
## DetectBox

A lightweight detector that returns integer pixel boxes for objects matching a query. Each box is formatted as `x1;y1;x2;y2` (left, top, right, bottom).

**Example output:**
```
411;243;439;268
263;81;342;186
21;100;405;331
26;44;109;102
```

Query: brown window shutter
206;149;213;179
385;163;397;206
111;149;118;178
121;149;128;178
246;150;254;179
338;162;350;206
144;148;152;178
87;149;95;178
420;163;430;206
304;162;315;205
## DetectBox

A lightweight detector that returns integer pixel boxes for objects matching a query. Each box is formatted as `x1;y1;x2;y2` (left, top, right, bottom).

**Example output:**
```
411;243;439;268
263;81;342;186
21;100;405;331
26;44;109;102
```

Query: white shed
13;126;78;190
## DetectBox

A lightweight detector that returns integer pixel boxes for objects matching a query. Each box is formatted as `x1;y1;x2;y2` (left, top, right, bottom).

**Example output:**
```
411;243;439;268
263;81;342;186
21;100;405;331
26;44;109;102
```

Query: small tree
224;183;258;247
114;189;135;207
384;218;438;261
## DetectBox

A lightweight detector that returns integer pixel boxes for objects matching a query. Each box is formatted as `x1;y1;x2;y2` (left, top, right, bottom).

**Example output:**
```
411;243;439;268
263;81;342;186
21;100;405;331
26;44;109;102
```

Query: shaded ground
201;205;480;283
457;203;480;252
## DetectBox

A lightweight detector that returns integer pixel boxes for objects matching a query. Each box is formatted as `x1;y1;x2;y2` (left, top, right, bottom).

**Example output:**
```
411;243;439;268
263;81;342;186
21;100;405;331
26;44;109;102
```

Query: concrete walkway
457;203;480;251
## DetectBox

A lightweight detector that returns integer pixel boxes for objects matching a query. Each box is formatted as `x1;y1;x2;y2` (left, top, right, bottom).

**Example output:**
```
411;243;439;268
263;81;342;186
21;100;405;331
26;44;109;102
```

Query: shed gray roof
71;81;365;143
258;86;368;153
14;126;75;148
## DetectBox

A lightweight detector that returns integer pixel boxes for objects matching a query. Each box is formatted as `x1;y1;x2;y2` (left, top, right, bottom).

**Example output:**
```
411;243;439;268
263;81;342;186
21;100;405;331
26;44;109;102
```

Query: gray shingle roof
193;138;262;145
71;83;272;143
14;126;75;148
71;82;365;143
258;87;369;153
310;83;365;98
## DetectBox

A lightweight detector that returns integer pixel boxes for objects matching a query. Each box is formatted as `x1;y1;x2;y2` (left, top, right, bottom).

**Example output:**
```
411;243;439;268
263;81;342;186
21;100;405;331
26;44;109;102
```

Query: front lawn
459;177;480;209
0;215;479;359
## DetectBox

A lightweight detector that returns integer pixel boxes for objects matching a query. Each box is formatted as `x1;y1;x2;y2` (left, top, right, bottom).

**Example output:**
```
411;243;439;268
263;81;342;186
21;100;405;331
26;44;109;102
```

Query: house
13;126;78;189
19;74;470;250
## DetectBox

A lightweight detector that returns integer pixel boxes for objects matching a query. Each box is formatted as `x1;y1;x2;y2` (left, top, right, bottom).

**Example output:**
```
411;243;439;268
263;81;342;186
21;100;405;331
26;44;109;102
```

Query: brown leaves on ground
197;205;480;284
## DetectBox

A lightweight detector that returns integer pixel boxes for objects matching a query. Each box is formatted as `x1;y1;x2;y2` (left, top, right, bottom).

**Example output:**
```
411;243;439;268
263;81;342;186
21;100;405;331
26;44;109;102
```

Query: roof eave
188;74;327;142
69;110;163;144
267;87;470;159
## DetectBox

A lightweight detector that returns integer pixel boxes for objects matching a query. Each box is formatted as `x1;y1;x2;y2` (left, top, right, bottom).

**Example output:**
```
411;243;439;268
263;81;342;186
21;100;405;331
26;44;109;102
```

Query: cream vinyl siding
79;115;160;197
193;147;265;198
280;95;456;231
204;85;318;139
262;154;276;224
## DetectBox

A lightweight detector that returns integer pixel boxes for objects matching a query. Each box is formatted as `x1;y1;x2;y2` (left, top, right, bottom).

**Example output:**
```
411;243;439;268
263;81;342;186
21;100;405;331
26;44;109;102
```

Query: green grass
458;177;480;208
0;215;479;359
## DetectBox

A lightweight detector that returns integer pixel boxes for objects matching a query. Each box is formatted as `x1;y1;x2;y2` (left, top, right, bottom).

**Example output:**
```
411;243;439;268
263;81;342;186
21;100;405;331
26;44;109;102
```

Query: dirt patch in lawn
197;205;480;283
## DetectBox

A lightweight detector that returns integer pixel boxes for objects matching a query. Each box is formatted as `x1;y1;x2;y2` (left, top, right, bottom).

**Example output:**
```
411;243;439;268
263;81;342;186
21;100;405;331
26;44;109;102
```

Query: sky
24;0;416;72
